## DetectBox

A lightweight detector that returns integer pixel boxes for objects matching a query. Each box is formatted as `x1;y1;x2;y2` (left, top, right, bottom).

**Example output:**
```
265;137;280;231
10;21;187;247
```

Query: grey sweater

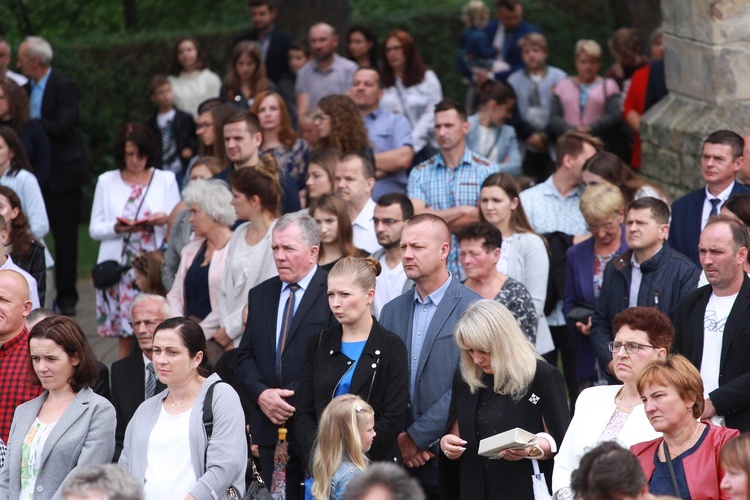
119;373;247;499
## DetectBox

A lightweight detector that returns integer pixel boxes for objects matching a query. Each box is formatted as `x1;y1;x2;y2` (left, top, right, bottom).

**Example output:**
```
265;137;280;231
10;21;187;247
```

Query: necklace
668;423;702;458
168;391;198;407
616;391;639;409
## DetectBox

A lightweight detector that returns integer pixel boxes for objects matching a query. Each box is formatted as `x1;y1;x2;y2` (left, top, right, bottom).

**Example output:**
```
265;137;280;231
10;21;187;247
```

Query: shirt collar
32;68;51;87
352;198;376;228
543;174;584;199
365;107;383;122
142;352;152;367
436;148;473;170
0;327;29;353
705;181;735;202
313;54;340;74
284;264;318;292
414;273;452;305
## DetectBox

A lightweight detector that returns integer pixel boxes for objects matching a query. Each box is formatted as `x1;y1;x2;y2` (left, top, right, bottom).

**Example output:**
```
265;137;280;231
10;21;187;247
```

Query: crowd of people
3;0;750;499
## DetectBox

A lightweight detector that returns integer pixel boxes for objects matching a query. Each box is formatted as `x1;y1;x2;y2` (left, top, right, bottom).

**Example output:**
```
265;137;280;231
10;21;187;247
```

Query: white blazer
89;168;181;263
552;384;661;494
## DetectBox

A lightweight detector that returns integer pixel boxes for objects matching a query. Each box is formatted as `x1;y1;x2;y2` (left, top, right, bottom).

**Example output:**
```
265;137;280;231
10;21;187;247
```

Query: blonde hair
462;1;490;28
580;182;624;223
311;395;374;500
518;32;548;53
454;300;540;397
329;256;382;292
721;434;750;489
575;39;602;60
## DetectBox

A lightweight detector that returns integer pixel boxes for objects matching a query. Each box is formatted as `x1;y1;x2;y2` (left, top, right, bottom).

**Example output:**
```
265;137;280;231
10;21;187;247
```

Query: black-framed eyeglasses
129;318;164;330
608;341;657;354
372;218;403;226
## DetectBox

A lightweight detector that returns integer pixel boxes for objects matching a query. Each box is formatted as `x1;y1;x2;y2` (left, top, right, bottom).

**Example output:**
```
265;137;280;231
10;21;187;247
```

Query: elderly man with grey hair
62;463;144;500
110;294;172;460
17;36;89;317
235;212;338;499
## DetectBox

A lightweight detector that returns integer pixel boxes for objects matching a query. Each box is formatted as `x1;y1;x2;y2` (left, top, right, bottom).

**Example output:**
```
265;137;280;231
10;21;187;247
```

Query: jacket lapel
349;321;384;397
39;387;90;468
284;267;325;351
720;275;750;369
416;278;460;385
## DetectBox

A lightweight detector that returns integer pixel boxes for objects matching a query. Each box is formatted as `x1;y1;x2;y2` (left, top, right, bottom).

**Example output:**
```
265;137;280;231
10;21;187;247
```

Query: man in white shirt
673;215;750;432
371;193;414;317
335;153;382;254
0;38;26;86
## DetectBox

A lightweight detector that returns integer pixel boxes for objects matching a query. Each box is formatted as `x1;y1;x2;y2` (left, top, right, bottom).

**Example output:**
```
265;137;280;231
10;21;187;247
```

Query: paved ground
74;278;119;368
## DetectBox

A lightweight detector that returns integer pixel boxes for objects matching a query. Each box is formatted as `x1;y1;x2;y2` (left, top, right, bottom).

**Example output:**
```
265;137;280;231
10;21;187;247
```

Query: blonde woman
296;257;408;464
439;300;570;499
310;395;375;500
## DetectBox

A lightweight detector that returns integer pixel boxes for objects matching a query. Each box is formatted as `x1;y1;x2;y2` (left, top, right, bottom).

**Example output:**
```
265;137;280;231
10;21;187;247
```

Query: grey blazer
0;387;116;500
119;373;247;499
379;276;480;451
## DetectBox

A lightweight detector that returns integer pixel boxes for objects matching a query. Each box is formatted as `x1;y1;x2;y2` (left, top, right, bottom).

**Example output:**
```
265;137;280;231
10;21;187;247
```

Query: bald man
295;22;357;120
379;214;480;498
0;270;41;442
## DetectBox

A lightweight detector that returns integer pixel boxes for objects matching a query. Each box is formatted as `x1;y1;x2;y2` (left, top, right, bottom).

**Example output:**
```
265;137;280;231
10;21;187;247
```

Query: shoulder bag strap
662;440;681;497
119;169;156;262
393;83;416;128
202;380;226;467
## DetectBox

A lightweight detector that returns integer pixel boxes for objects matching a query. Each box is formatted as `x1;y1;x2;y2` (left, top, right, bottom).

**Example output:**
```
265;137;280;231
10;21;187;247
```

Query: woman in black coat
295;256;409;463
439;300;571;499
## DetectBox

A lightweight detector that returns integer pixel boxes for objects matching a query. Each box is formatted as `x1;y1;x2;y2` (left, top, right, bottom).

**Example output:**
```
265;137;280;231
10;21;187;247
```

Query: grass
45;224;100;280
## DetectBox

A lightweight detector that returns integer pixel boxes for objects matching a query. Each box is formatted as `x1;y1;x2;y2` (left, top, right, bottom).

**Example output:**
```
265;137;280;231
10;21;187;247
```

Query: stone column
640;0;750;199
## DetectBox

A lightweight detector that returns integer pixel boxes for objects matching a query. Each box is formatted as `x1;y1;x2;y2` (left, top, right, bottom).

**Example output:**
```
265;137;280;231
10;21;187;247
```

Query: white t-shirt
374;255;407;319
701;292;738;397
144;405;196;499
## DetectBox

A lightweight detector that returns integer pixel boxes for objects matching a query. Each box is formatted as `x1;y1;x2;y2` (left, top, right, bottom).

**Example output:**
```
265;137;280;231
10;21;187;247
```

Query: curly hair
224;41;270;104
0;77;30;131
0;186;34;261
315;95;370;154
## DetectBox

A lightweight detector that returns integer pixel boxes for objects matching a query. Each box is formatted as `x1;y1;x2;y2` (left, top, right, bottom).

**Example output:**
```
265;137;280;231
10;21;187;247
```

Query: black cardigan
295;319;409;463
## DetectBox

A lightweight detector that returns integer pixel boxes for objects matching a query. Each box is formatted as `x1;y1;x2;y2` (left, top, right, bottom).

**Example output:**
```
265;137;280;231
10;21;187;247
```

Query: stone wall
640;0;750;198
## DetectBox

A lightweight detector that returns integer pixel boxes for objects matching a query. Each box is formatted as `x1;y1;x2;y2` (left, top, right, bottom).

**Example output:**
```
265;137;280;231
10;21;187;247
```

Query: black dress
439;360;571;499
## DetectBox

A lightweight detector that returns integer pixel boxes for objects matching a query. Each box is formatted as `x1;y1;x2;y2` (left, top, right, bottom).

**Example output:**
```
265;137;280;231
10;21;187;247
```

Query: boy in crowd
144;75;196;186
507;33;566;182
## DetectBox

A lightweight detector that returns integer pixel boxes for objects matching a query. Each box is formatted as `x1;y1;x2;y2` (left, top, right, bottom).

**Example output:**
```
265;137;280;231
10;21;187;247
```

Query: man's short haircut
61;463;144;500
496;0;520;10
149;74;170;95
704;214;750;253
404;213;451;249
434;98;468;122
223;110;261;134
274;212;321;248
457;222;504;250
340;152;376;180
478;81;515;107
627;196;670;225
704;129;745;161
130;293;172;320
27;308;54;325
23;36;53;66
570;441;647;499
518;32;548;53
248;0;276;9
342;462;425;500
197;97;224;115
311;22;337;36
354;66;382;89
555;130;603;170
376;193;414;220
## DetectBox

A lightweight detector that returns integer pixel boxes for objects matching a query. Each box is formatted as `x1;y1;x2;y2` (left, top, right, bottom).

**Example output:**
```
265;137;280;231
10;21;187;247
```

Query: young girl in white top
167;37;222;119
310;395;376;500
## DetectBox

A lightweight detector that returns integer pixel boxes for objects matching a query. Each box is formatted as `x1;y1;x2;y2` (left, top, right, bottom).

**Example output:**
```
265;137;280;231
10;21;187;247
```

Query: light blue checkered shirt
407;148;498;277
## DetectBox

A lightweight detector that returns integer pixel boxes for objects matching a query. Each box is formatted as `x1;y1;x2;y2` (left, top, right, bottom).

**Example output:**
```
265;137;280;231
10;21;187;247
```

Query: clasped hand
258;388;295;425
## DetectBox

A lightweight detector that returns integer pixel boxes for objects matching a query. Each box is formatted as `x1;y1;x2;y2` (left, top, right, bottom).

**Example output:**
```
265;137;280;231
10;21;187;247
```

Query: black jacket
295;320;409;463
15;241;46;306
144;109;197;171
674;275;750;432
590;243;700;368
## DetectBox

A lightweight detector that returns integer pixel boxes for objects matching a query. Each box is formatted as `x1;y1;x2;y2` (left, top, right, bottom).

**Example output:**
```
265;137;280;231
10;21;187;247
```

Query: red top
0;327;43;442
622;65;650;169
631;424;739;500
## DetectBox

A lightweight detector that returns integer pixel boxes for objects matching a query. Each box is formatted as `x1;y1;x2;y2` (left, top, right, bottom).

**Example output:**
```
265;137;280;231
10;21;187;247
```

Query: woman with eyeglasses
563;183;628;390
552;307;671;499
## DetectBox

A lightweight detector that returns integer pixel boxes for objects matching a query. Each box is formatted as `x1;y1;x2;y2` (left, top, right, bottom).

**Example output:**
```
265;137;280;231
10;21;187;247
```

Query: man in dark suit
380;214;480;499
17;36;90;316
670;130;750;267
235;212;337;499
110;294;170;460
674;216;750;432
232;0;293;85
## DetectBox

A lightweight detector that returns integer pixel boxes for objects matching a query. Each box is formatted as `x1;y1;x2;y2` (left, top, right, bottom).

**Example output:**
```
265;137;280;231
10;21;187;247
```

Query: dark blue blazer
563;227;628;379
484;20;541;82
234;266;337;447
669;182;750;267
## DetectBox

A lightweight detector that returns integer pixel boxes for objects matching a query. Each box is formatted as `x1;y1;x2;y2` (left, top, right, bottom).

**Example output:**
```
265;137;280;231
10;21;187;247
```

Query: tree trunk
123;0;138;31
275;0;350;41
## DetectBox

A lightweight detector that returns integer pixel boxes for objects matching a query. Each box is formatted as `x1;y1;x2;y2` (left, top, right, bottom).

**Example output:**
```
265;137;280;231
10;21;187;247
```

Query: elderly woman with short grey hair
167;179;236;350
